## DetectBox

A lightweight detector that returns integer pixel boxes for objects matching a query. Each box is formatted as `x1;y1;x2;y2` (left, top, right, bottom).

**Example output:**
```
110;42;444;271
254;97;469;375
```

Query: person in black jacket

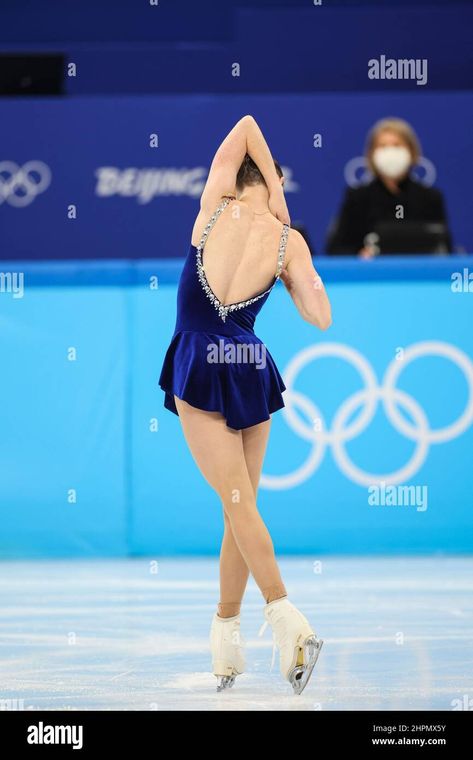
326;117;451;256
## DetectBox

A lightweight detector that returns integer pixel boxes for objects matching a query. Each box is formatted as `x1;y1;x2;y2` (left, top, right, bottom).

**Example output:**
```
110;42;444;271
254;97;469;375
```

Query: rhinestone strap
196;196;232;253
275;224;290;277
195;198;290;323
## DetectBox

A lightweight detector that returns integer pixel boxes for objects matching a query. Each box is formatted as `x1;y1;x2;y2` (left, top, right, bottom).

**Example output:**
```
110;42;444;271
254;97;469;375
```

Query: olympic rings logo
344;156;436;188
261;341;473;490
0;161;51;207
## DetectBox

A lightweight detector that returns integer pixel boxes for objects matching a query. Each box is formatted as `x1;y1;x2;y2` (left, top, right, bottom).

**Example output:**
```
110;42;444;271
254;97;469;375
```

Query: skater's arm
245;118;290;224
200;116;288;223
280;231;332;330
200;115;254;211
245;120;288;202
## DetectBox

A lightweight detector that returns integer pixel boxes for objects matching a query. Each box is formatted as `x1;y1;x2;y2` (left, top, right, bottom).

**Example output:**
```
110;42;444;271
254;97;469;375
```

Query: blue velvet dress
158;196;290;430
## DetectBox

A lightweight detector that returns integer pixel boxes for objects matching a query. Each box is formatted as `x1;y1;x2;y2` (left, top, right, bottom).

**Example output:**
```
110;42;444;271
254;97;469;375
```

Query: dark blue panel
0;93;471;260
0;3;472;92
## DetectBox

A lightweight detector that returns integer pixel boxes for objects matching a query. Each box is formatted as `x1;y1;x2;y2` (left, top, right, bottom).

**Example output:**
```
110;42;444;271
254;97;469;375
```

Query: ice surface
0;556;471;711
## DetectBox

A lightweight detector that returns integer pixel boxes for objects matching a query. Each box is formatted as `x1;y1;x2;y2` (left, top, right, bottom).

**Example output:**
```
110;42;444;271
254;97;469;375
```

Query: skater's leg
174;397;287;603
218;512;249;618
217;417;274;617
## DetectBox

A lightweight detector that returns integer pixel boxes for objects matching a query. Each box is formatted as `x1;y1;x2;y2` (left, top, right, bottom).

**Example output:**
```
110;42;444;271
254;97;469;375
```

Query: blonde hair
365;118;422;175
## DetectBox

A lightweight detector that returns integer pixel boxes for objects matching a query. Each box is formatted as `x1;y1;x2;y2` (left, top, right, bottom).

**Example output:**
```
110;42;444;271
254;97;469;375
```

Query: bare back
191;200;288;307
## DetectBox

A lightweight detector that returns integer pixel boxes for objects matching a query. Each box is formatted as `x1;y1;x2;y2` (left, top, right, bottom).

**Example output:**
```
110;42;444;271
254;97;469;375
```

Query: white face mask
372;146;412;179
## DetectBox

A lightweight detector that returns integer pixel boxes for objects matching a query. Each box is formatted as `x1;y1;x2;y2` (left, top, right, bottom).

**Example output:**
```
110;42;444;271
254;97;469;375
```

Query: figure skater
159;115;332;694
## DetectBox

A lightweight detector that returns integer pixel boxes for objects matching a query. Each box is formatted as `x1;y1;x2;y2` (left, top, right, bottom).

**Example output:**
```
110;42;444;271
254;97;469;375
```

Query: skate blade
289;636;323;695
216;674;236;692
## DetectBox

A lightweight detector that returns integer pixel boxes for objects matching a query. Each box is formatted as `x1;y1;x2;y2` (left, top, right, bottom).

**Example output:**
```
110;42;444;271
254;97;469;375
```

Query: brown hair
365;117;422;175
236;153;283;192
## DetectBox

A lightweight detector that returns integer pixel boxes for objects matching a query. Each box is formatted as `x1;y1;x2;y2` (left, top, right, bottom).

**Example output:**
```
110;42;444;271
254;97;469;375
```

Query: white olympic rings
0;161;51;207
344;155;436;189
261;341;473;489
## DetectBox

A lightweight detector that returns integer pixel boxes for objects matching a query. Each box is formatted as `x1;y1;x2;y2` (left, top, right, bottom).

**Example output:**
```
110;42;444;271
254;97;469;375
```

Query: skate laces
258;620;268;637
258;620;277;672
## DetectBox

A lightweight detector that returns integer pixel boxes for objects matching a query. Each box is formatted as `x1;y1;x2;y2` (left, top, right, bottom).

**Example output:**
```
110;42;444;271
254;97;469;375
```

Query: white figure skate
210;612;245;691
259;597;323;695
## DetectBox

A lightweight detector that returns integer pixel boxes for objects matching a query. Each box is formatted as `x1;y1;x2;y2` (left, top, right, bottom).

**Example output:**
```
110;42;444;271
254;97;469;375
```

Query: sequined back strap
275;224;290;278
197;196;233;252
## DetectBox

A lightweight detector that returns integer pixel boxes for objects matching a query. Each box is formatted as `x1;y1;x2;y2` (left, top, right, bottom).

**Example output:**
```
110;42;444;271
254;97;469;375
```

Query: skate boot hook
210;612;245;691
259;597;323;695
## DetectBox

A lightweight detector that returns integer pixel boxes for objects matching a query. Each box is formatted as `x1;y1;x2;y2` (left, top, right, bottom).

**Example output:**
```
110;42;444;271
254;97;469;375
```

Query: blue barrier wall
1;256;472;557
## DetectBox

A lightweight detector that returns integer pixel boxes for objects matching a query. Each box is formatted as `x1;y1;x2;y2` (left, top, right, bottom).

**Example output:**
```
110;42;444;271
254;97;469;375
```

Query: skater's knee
216;474;254;511
221;489;256;519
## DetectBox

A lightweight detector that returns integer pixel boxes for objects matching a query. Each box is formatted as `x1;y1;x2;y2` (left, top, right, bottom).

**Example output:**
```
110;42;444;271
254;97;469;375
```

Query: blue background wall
1;1;472;93
1;258;472;557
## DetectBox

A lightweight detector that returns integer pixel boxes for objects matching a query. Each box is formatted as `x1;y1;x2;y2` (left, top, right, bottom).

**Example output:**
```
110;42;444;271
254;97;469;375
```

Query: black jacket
326;176;451;254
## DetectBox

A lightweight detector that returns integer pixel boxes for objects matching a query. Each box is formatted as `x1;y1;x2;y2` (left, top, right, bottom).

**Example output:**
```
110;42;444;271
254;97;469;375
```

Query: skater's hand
269;185;290;226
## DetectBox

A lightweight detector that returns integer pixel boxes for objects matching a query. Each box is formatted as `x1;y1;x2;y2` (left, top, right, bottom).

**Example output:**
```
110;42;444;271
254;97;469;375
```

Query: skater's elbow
317;313;332;331
301;305;332;331
310;313;332;331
